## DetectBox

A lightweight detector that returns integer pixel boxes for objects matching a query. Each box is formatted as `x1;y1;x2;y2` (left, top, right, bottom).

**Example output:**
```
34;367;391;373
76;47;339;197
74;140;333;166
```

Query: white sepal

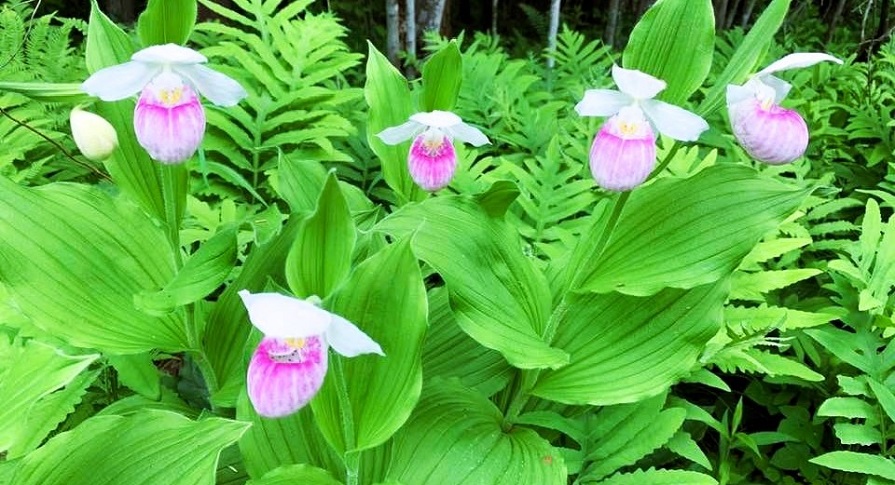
377;120;426;145
410;110;462;128
611;64;666;100
132;43;207;65
757;75;792;103
81;61;160;101
444;122;490;147
326;315;385;357
726;83;753;108
575;89;632;117
176;64;247;106
640;99;709;142
755;52;842;78
238;290;332;338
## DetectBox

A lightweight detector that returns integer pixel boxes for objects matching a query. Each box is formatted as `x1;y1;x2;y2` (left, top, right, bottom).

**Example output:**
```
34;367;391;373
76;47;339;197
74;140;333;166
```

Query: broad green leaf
87;1;188;226
364;42;423;204
385;380;566;484
137;0;198;46
236;391;343;480
0;338;97;453
286;173;355;299
376;196;567;369
597;468;718;485
313;240;427;453
135;227;237;313
623;0;714;105
0;180;187;353
533;282;724;405
811;451;895;480
421;40;462;111
697;0;791;116
423;287;512;397
574;165;810;296
9;410;248;485
107;353;161;399
247;465;342;485
205;216;299;405
98;387;197;418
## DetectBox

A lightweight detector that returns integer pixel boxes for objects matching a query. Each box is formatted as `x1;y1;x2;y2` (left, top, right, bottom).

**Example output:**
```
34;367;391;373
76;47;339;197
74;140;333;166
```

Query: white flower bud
70;107;118;161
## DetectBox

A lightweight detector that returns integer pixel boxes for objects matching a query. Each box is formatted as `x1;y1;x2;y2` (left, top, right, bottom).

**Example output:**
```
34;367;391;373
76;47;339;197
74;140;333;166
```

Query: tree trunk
386;0;400;64
637;0;654;17
104;0;137;23
417;0;448;36
714;0;729;31
605;0;621;46
725;0;742;29
740;0;758;28
825;0;847;43
405;0;416;62
546;0;561;69
492;0;499;35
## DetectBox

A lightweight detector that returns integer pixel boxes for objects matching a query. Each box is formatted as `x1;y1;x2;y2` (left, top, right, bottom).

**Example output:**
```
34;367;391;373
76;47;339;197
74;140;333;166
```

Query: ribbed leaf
623;0;714;105
313;240;427;453
0;180;187;353
385;380;566;484
0;338;98;453
286;172;355;299
376;196;567;369
421;40;462;111
107;353;161;398
247;465;342;485
811;451;895;480
532;282;725;405
9;410;248;485
365;42;422;204
574;165;810;296
137;0;197;46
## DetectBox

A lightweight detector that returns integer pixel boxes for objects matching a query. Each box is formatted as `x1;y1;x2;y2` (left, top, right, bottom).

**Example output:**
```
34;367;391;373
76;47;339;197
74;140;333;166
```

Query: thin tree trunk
405;0;416;61
740;0;758;28
386;0;400;64
605;0;621;46
104;0;136;23
637;0;654;16
714;0;729;31
546;0;561;69
825;0;848;42
492;0;499;35
725;0;742;29
417;0;448;35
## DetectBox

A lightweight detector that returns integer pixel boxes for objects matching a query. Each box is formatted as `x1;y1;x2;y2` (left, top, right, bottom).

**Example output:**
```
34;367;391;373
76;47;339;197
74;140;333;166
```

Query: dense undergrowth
2;0;895;484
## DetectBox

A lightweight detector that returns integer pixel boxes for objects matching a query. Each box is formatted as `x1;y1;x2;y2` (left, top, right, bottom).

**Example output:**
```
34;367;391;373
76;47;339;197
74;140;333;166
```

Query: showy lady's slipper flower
726;53;842;165
377;110;490;191
238;290;384;418
81;44;246;164
70;107;118;161
576;65;709;191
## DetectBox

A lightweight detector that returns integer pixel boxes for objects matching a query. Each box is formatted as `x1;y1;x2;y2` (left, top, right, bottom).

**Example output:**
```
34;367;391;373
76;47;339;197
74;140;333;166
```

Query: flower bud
70;107;118;161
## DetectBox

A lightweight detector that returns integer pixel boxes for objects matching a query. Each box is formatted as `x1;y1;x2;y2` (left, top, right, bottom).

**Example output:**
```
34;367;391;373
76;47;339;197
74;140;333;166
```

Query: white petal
759;75;792;103
326;315;384;357
726;83;753;108
175;64;247;106
575;89;633;117
640;99;708;142
132;43;207;65
444;122;490;147
377;120;426;145
755;52;842;78
81;61;160;101
611;64;666;100
238;290;332;338
410;110;462;128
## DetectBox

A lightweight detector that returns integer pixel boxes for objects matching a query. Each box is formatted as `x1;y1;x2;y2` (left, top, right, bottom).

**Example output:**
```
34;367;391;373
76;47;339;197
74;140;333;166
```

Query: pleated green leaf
205;217;300;406
364;41;423;204
385;380;566;484
313;240;427;453
247;465;342;485
135;226;237;313
0;180;187;353
107;353;161;399
137;0;197;46
810;451;895;480
236;391;343;480
575;165;810;296
376;196;567;369
87;1;188;225
623;0;714;105
421;40;462;112
697;0;791;116
532;282;725;405
9;410;249;485
0;338;98;453
286;173;355;299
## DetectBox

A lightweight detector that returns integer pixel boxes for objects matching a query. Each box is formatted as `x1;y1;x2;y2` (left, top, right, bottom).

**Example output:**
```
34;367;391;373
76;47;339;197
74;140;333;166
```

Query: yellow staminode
283;337;306;350
158;87;184;107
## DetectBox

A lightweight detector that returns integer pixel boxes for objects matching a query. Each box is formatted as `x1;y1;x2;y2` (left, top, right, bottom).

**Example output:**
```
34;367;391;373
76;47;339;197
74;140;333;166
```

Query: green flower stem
333;356;360;485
